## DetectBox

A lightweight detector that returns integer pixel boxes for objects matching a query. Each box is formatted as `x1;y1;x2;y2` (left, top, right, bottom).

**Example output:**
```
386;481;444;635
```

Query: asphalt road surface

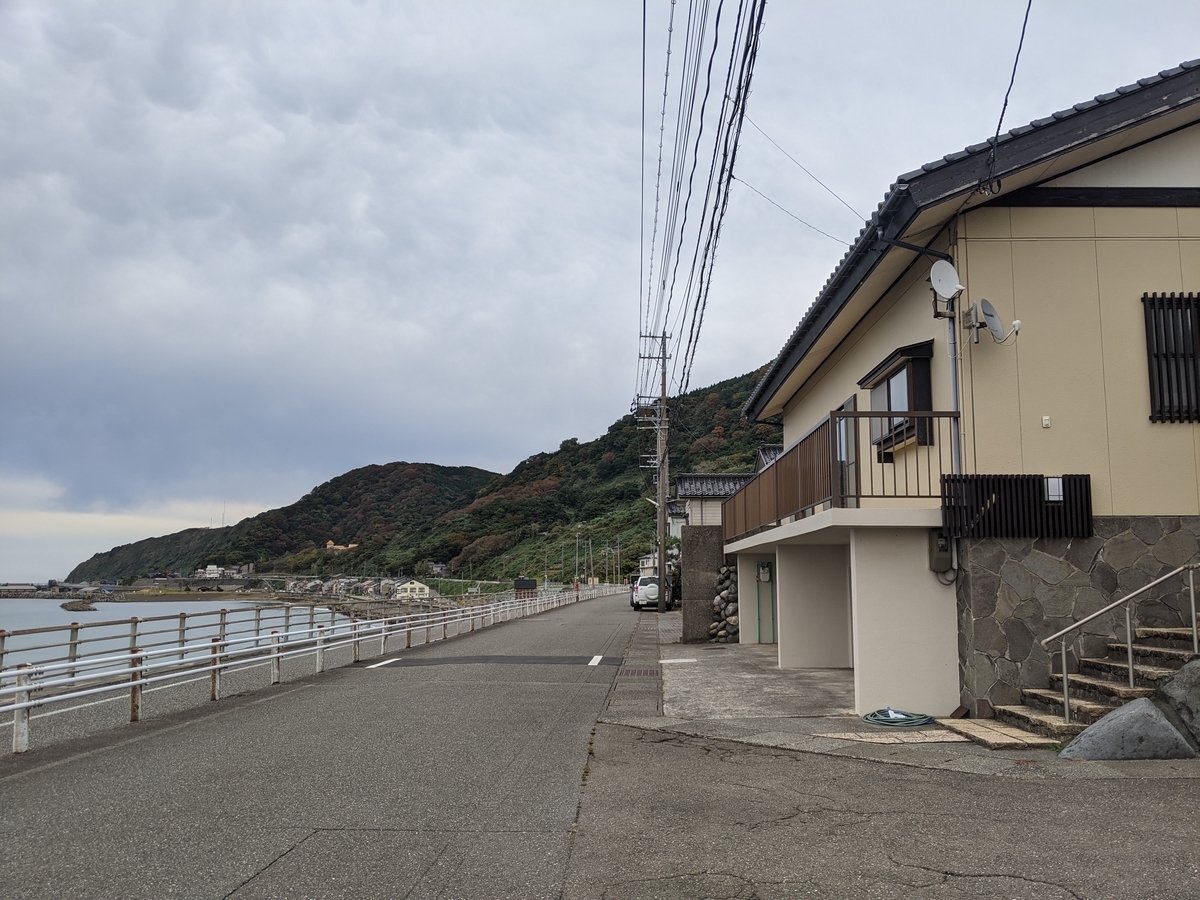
3;593;1198;899
0;592;635;899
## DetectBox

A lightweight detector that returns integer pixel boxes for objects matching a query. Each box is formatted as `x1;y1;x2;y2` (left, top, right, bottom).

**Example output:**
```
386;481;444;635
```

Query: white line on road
366;658;400;669
660;659;698;664
588;655;603;666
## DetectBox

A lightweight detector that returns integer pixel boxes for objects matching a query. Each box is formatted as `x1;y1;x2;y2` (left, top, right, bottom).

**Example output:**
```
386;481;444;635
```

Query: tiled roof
667;500;688;518
756;445;784;472
675;472;755;499
744;59;1200;421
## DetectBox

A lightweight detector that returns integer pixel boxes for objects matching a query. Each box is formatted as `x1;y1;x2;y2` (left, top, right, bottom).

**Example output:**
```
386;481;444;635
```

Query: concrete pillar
735;553;775;645
775;544;851;669
681;526;725;642
849;528;958;716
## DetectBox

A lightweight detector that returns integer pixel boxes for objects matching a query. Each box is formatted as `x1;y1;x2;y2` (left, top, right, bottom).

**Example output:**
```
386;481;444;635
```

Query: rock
1022;550;1074;585
1102;531;1149;571
1059;698;1198;760
726;603;737;615
717;629;727;637
1156;660;1200;745
708;622;720;633
719;589;730;600
726;615;739;627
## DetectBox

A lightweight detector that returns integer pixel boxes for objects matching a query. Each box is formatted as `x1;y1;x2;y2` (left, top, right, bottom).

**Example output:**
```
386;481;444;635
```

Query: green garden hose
862;707;935;727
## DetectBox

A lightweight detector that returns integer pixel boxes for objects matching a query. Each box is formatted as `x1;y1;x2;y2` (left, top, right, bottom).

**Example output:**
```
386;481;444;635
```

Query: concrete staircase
993;627;1198;742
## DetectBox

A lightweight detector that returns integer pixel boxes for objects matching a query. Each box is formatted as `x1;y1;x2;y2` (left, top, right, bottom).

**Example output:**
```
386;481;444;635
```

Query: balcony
722;410;961;543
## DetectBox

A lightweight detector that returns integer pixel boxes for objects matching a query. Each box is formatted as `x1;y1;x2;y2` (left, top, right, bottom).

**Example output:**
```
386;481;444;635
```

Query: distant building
667;500;688;540
674;473;755;527
325;540;359;553
394;578;431;600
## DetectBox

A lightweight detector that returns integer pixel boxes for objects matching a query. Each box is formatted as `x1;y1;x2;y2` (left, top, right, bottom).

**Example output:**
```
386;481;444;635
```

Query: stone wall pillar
681;525;724;642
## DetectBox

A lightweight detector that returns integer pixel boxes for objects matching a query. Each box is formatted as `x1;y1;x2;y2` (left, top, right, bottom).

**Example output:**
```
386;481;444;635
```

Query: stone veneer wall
957;516;1199;717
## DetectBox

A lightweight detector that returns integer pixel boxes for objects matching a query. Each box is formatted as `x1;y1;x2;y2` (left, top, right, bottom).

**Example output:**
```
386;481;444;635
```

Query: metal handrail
2;585;624;752
1038;561;1198;725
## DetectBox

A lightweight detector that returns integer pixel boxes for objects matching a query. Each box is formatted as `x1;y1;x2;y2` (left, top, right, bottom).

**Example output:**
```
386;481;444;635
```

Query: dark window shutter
1143;293;1200;422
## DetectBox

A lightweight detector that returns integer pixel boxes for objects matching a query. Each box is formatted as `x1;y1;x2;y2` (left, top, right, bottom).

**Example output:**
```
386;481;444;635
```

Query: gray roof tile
675;473;755;499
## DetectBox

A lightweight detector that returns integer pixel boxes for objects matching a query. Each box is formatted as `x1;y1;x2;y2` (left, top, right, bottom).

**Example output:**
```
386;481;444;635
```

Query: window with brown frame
1143;293;1200;422
858;340;933;455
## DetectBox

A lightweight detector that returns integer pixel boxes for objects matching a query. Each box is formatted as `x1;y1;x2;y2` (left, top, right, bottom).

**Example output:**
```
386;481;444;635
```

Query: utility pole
656;331;668;613
636;330;670;612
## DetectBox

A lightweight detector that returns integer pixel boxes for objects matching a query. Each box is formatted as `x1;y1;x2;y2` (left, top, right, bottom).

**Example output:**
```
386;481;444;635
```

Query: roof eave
742;60;1200;424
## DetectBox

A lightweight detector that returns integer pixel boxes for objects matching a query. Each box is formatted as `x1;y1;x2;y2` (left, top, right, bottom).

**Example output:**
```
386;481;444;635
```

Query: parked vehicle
632;575;672;611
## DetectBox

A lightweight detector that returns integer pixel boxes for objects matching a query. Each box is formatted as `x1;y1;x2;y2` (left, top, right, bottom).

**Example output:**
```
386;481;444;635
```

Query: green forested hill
66;462;498;582
67;366;781;582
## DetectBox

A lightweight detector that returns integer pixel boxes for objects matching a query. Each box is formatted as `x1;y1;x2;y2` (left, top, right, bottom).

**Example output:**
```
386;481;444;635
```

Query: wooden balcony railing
723;410;961;543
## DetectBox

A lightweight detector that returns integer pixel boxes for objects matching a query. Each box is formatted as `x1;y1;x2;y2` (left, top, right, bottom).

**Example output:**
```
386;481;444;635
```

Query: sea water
0;597;346;672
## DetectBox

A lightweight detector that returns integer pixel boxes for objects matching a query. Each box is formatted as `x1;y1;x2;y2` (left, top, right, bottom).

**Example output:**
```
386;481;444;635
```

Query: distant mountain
66;462;497;582
67;367;782;582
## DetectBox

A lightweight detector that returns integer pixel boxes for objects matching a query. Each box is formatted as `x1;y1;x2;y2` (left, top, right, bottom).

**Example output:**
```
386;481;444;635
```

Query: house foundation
957;516;1200;717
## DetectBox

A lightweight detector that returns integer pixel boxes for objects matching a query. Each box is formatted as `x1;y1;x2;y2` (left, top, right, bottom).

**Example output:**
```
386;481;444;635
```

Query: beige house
725;61;1200;719
395;578;432;601
676;473;755;528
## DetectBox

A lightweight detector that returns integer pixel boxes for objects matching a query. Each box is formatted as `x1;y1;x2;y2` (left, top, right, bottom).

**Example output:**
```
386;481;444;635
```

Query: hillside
68;367;781;583
67;462;498;582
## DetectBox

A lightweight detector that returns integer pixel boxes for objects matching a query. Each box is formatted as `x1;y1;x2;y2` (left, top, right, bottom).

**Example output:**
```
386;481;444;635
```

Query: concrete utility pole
657;330;668;614
635;330;671;610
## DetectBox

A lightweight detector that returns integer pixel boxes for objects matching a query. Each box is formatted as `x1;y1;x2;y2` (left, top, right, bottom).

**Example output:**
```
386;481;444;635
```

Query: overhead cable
984;0;1033;194
732;175;851;245
744;115;864;220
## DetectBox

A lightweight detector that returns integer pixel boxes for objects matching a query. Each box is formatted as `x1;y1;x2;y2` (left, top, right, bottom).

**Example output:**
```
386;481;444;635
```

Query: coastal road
0;591;636;899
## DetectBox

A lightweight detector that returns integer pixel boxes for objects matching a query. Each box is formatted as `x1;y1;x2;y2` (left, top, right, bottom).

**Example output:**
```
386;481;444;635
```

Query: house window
858;340;934;452
1143;293;1200;422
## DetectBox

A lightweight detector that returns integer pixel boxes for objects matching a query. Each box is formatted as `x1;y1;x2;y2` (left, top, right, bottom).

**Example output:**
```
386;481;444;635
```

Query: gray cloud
2;1;1198;579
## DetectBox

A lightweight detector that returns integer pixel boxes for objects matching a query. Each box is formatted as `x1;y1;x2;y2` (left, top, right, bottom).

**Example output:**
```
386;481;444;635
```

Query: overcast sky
2;1;1198;582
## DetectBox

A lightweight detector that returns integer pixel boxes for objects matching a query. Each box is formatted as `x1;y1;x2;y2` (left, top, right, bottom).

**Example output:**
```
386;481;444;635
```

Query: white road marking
660;658;698;664
588;655;603;666
367;658;400;669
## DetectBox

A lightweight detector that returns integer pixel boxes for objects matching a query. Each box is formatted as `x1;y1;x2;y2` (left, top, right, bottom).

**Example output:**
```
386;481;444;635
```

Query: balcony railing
723;410;961;543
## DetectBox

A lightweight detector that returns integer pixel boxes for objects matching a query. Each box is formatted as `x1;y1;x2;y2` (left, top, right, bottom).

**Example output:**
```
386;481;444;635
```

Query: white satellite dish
930;260;965;300
979;298;1006;341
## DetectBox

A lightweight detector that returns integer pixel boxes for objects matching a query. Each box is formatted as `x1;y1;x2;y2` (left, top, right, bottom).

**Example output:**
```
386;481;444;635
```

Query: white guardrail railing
1;586;625;753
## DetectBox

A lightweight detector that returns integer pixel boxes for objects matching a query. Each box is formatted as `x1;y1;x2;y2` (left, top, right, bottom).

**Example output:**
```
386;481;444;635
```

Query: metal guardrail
1039;562;1198;725
1;586;623;753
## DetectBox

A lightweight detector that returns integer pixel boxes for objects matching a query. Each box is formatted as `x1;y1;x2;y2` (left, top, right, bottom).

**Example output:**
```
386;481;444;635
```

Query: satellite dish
978;299;1007;341
930;260;965;300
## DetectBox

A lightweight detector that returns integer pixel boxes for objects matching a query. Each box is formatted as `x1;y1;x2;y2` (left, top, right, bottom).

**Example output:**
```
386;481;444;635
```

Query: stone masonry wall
957;516;1199;717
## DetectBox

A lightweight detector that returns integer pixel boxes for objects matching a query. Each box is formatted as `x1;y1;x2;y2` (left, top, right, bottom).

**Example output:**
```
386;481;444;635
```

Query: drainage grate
618;668;660;677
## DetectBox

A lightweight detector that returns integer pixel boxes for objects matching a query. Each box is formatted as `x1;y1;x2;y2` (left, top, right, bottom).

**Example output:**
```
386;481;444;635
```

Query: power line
732;175;851;245
673;0;752;392
638;0;646;387
744;115;864;220
635;0;767;404
984;0;1033;194
677;0;765;395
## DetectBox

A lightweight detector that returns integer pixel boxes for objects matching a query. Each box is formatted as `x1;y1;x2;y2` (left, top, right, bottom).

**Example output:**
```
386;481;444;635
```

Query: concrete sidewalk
600;611;1200;781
